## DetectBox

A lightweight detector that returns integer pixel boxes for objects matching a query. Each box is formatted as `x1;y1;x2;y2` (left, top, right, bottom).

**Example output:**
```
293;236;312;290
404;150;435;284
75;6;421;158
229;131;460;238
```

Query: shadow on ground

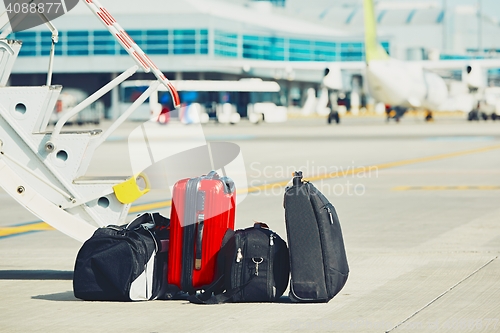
32;291;79;302
0;270;73;280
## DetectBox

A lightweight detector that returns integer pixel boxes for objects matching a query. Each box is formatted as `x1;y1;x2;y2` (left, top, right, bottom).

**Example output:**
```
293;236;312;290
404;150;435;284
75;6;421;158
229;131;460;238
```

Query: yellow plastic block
113;173;150;204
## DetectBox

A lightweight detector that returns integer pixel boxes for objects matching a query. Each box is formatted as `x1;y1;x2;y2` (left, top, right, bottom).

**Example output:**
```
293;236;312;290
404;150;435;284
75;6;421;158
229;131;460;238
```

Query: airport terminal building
4;0;500;117
5;0;385;117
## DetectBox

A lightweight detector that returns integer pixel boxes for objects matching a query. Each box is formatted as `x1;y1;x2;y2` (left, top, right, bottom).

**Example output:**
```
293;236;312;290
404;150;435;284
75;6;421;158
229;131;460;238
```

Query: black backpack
189;223;289;304
284;171;349;303
73;212;176;301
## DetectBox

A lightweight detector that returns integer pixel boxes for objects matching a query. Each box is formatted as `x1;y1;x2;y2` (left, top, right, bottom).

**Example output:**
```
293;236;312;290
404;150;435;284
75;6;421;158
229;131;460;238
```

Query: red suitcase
168;171;236;292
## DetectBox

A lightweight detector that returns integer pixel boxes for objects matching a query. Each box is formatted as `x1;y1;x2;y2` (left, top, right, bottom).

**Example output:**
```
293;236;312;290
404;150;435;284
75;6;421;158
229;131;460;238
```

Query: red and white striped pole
81;0;180;107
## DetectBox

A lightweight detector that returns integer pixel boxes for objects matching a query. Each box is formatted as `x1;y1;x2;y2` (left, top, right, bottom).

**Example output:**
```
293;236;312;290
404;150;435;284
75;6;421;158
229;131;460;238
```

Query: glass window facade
144;30;169;55
381;42;390;55
313;41;337;61
289;39;312;61
67;31;89;56
214;30;238;58
199;29;208;55
14;31;37;56
93;30;115;55
11;29;388;62
173;29;195;54
243;35;285;61
340;42;363;61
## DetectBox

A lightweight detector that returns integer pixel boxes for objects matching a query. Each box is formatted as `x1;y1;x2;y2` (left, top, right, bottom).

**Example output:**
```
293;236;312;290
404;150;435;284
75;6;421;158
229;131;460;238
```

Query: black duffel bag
73;212;175;301
189;222;289;304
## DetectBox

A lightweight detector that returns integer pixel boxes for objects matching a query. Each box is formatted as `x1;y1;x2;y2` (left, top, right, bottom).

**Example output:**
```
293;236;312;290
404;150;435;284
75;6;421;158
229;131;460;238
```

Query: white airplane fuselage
366;58;448;111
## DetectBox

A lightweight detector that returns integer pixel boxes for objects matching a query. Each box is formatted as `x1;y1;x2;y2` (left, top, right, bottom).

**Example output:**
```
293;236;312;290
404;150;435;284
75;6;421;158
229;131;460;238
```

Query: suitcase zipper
236;248;243;262
325;206;334;224
289;282;324;302
234;233;245;301
145;262;149;300
316;194;341;300
268;232;275;301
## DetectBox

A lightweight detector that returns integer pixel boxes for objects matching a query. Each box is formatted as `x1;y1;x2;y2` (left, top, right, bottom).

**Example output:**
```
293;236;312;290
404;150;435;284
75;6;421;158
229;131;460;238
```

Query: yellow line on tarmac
394;185;500;191
2;144;500;238
244;144;500;194
0;200;175;238
0;222;54;238
128;200;172;213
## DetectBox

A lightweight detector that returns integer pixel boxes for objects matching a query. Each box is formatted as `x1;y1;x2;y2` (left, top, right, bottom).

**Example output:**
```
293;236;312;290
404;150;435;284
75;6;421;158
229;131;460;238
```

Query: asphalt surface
1;115;500;332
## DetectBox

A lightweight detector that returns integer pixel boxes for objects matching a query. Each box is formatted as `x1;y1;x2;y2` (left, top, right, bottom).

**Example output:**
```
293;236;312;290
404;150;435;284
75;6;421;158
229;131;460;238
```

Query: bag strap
125;212;170;231
187;229;235;304
151;212;170;228
188;277;253;304
126;212;154;230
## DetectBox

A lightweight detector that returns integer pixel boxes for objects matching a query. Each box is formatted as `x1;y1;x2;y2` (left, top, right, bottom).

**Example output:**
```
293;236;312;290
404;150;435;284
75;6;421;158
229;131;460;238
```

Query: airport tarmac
1;115;500;332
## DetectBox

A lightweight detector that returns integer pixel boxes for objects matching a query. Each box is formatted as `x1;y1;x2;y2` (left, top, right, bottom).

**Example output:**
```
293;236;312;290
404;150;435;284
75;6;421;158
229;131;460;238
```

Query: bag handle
126;212;170;231
292;171;303;186
203;171;235;194
204;170;219;179
253;221;269;229
151;212;170;228
125;212;154;231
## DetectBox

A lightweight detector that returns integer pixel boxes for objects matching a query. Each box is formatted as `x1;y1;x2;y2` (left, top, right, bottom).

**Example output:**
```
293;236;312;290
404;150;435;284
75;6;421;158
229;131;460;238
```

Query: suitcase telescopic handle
221;177;235;194
204;170;235;194
292;171;303;186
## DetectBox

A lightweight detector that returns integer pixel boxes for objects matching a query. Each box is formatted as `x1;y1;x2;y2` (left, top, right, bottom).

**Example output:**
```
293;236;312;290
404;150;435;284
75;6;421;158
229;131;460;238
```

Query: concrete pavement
1;115;499;332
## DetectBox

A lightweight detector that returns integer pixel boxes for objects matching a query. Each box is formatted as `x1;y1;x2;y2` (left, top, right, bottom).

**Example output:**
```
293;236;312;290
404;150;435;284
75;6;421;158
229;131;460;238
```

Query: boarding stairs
0;0;180;242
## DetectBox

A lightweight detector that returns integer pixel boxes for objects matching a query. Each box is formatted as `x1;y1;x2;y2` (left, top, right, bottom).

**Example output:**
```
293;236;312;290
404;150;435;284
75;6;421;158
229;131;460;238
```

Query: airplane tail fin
363;0;389;63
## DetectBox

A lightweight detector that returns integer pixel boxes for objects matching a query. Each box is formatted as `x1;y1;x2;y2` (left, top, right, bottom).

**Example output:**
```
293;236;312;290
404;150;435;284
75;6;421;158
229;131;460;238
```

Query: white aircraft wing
416;59;500;70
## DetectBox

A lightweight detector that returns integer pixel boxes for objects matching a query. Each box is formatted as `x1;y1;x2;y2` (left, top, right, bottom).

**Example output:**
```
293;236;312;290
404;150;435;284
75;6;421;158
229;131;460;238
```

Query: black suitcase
188;222;290;304
284;171;349;303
